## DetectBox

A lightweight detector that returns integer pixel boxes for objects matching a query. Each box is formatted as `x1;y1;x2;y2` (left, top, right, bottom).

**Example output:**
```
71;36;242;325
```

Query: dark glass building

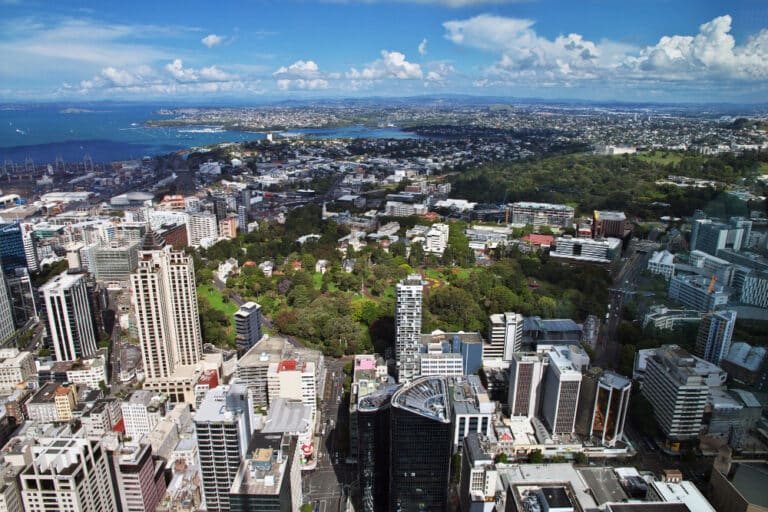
358;385;398;512
0;223;27;275
390;376;452;512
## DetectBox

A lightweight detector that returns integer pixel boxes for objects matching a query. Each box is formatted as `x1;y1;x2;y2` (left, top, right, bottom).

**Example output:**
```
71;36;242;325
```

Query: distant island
59;108;97;114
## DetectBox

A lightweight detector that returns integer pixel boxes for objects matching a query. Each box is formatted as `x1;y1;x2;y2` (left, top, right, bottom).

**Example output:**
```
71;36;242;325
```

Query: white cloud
165;59;199;81
100;67;142;87
201;34;224;48
627;15;768;80
445;13;768;87
276;78;329;90
273;60;332;90
418;38;428;56
425;62;455;81
347;50;423;80
273;60;321;78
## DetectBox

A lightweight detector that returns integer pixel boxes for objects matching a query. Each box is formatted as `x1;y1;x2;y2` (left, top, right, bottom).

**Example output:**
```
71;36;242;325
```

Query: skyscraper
395;274;423;382
690;218;745;255
642;346;712;442
508;353;546;418
506;312;524;360
0;223;28;275
111;443;166;512
576;369;631;447
195;384;255;512
488;312;525;360
6;268;38;328
130;230;201;383
389;376;452;512
40;272;97;362
234;302;263;351
0;272;15;344
541;348;582;435
228;432;302;512
187;212;218;247
696;310;737;365
358;385;398;512
20;435;117;512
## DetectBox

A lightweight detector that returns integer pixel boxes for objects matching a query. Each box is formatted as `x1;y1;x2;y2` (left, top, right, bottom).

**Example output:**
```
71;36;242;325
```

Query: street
303;359;356;512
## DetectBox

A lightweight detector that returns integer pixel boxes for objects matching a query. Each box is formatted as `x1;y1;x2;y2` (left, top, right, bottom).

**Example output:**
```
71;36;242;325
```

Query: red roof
112;418;125;433
197;369;219;387
243;261;256;267
521;234;554;246
278;360;298;372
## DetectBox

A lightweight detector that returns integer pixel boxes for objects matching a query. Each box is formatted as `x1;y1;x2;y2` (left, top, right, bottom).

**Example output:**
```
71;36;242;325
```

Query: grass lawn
312;272;323;290
198;285;238;328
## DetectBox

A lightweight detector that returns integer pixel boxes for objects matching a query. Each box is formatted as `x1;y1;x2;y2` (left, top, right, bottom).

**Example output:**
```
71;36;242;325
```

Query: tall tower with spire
130;228;202;382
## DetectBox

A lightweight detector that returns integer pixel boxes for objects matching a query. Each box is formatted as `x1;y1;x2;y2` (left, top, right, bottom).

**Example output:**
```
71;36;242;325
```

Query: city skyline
0;0;767;103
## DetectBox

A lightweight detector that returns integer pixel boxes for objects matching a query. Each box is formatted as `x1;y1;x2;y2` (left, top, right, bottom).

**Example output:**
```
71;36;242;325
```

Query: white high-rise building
20;435;117;512
187;212;218;247
130;231;202;383
195;384;255;512
395;275;423;382
641;345;711;441
121;391;168;440
541;348;582;434
20;223;39;272
40;272;96;362
486;312;524;361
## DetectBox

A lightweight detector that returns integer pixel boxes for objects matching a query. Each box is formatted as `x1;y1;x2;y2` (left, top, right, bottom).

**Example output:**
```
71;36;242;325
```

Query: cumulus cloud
347;50;423;80
627;15;768;80
163;59;232;82
446;13;768;86
273;60;335;90
418;38;428;56
201;34;224;48
425;62;455;81
100;67;142;87
273;60;321;78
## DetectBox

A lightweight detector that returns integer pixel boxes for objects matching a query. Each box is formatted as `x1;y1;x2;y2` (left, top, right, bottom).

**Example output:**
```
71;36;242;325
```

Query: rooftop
358;384;399;413
724;342;766;372
261;398;312;434
650;480;715;512
392;376;450;423
728;462;768;508
229;432;290;497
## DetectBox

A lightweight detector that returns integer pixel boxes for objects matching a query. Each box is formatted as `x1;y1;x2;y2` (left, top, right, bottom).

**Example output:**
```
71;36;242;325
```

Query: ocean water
0;104;417;163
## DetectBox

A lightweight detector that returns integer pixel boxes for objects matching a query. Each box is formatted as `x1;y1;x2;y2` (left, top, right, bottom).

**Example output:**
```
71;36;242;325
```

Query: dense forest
448;151;768;219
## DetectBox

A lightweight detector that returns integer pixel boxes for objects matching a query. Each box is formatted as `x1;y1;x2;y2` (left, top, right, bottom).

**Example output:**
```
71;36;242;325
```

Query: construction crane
498;190;509;224
707;274;717;294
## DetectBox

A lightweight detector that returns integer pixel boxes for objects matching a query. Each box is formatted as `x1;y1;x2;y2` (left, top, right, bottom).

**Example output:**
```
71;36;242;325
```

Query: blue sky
1;0;767;103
